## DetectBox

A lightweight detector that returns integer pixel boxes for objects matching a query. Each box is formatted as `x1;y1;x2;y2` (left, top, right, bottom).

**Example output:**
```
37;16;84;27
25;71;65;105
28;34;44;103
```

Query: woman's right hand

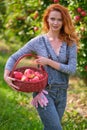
4;69;19;91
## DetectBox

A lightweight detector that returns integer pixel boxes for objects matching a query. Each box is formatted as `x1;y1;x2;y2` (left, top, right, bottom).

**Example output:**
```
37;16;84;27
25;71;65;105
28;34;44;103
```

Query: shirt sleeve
59;43;77;75
5;36;39;71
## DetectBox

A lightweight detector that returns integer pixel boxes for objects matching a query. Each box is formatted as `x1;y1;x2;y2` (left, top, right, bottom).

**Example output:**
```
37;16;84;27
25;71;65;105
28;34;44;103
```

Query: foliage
0;0;87;80
67;0;87;80
0;0;72;44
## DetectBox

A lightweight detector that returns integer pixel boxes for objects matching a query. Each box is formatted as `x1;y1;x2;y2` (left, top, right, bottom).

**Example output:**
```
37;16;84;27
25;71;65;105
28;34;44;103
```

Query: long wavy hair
42;4;79;45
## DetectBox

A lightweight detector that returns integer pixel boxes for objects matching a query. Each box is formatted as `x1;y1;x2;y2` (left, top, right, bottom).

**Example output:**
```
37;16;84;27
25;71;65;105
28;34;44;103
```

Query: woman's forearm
4;69;10;79
47;58;76;75
47;58;60;70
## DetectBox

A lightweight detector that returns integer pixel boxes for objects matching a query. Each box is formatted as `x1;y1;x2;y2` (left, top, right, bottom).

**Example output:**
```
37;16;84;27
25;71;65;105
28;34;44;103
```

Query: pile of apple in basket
13;68;44;82
10;54;48;93
11;67;48;93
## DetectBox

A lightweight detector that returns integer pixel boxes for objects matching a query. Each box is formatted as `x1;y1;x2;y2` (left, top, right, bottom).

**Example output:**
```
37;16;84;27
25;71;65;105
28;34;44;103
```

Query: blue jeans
33;84;68;130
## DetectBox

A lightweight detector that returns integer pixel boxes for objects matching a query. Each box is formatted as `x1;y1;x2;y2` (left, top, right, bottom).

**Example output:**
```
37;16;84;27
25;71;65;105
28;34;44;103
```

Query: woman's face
47;10;63;32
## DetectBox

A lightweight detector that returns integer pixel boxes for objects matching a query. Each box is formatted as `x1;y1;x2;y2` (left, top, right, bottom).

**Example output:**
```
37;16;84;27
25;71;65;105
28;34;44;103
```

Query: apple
81;11;86;16
29;74;35;78
77;7;82;13
13;71;23;80
24;69;35;78
85;66;87;71
28;79;32;82
74;15;80;21
33;26;39;31
35;71;40;76
21;75;29;82
80;26;85;32
31;76;39;82
53;0;59;3
39;73;44;79
35;71;44;79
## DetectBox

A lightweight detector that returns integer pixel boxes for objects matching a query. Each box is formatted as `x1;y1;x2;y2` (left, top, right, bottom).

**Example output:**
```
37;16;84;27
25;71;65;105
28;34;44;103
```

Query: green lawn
0;52;87;130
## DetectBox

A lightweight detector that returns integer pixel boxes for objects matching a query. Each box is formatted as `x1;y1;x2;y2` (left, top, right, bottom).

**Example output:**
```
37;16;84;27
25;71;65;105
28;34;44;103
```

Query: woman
4;4;78;130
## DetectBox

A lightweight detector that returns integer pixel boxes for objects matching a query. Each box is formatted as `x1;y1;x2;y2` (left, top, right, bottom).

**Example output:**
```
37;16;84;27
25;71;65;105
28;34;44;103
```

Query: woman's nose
54;20;58;24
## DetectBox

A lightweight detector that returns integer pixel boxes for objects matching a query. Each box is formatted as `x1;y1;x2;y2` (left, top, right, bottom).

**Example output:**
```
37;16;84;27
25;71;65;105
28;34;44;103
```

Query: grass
0;88;42;130
62;76;87;130
0;52;87;130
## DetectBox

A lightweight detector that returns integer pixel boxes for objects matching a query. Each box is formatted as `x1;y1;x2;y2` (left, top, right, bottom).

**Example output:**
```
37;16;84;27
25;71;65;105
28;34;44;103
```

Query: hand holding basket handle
10;54;44;77
9;53;48;93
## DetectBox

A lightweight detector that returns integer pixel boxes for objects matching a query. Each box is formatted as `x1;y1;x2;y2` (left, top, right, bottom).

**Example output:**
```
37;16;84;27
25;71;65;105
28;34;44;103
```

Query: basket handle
10;53;45;76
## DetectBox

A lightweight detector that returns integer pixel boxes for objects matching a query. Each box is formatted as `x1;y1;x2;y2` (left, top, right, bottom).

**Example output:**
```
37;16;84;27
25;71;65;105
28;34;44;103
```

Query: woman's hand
4;69;19;91
35;56;49;66
35;55;60;70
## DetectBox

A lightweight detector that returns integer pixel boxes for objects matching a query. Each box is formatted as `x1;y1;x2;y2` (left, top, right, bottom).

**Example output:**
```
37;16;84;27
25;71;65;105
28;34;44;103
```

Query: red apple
85;66;87;71
77;7;82;13
74;15;80;21
24;69;35;78
13;71;23;80
35;71;40;76
33;26;39;31
31;76;39;82
53;0;59;3
81;11;86;16
21;75;29;82
35;71;44;79
28;79;32;82
39;73;44;79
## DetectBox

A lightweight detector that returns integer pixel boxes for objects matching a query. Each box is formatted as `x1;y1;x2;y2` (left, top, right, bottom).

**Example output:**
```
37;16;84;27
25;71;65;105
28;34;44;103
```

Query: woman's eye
50;18;62;21
50;18;55;20
58;19;62;21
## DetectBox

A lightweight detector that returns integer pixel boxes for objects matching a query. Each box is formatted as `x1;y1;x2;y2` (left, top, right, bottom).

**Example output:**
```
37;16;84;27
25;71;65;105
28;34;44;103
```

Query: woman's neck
47;31;59;40
47;31;61;42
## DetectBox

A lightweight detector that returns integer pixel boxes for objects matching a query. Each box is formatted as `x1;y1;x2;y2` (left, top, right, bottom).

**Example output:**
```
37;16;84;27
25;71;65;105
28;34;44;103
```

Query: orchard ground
67;76;87;118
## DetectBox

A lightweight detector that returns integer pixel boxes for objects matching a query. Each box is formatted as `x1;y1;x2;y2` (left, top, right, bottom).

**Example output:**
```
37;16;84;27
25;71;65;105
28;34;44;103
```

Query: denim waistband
47;83;68;90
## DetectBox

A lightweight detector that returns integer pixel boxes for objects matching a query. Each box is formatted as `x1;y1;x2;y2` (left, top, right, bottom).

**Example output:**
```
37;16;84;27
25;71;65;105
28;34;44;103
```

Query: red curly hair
42;4;79;45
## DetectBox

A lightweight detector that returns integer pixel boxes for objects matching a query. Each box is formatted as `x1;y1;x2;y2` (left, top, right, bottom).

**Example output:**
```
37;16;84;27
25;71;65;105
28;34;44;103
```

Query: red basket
9;54;48;93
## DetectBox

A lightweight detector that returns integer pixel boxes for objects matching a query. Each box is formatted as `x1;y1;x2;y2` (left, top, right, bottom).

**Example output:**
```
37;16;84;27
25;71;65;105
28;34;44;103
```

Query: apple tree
0;0;87;83
67;0;87;83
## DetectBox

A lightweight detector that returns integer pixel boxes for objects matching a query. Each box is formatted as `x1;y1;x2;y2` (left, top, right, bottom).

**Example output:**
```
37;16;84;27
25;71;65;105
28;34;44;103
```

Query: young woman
4;4;78;130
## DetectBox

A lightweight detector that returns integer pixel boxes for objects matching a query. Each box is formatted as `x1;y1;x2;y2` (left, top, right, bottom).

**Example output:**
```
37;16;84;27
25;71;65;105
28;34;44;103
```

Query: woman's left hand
35;56;49;66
